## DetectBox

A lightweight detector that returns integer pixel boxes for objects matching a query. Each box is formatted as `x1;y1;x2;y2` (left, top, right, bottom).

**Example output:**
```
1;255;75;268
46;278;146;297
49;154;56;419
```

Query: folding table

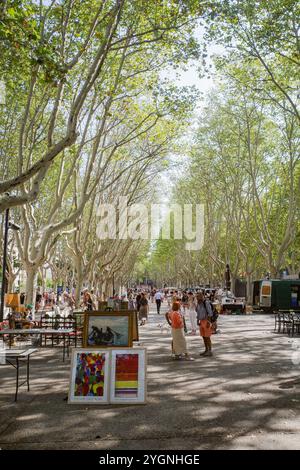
0;348;38;401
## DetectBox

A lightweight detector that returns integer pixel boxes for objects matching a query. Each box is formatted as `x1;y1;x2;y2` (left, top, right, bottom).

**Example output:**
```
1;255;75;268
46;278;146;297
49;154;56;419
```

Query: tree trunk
25;266;37;307
101;280;107;299
269;264;280;279
7;273;16;292
74;257;83;307
40;267;46;292
246;274;252;304
107;278;113;297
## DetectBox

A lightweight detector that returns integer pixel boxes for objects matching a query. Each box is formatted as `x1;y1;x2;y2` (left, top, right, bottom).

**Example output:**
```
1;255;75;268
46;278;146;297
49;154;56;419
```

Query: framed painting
68;349;110;404
98;301;108;311
109;348;147;404
124;310;138;342
83;312;133;348
116;310;139;341
119;301;129;310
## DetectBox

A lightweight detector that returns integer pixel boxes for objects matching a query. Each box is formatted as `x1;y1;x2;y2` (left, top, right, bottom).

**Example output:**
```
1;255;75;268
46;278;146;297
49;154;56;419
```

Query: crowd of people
128;287;219;360
32;288;107;312
4;283;220;358
12;284;221;357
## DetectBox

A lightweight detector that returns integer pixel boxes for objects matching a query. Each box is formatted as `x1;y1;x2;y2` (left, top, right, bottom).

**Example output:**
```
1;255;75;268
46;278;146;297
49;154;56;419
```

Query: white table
0;328;73;361
0;348;38;401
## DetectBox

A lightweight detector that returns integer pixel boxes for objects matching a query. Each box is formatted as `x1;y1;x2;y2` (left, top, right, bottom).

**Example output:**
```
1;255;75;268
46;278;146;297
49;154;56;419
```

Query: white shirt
154;292;163;300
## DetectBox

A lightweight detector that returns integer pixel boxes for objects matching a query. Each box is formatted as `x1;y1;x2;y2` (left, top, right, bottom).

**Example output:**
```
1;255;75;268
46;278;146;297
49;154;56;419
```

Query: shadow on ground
0;308;299;450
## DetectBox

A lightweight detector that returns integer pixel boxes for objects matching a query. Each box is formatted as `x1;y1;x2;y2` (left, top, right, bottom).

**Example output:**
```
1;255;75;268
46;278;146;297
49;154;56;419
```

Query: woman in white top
187;291;197;335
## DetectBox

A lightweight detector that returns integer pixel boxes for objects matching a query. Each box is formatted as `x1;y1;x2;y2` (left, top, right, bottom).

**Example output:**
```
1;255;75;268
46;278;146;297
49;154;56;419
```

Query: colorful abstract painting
69;349;109;403
115;354;139;398
110;348;147;404
74;352;106;396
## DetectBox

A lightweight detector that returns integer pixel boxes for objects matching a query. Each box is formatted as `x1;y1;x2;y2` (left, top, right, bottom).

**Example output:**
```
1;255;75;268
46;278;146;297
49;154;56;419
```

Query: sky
161;22;224;103
153;21;227;206
157;64;219;204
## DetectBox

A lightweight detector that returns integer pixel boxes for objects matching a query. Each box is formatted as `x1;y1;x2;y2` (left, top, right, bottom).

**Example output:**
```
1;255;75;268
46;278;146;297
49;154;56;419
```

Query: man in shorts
196;292;213;357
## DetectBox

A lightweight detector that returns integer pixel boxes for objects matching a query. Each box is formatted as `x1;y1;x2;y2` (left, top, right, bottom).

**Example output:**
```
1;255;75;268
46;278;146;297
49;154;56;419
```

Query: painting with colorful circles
68;349;110;403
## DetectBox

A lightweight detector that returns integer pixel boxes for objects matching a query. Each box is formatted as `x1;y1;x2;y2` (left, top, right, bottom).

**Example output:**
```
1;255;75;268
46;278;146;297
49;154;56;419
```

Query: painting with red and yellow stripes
110;348;147;404
115;354;139;397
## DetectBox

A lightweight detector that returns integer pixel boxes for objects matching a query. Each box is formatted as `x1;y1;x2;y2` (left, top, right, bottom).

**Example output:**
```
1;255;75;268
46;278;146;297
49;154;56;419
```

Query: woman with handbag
196;292;214;356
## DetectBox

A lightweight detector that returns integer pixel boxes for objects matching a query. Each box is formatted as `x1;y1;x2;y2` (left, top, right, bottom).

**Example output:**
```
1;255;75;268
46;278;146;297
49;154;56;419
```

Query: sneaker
199;350;208;356
206;351;213;357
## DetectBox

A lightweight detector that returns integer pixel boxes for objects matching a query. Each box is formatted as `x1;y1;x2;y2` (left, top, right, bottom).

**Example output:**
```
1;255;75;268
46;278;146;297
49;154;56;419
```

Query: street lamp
225;263;231;293
112;272;115;297
0;208;21;322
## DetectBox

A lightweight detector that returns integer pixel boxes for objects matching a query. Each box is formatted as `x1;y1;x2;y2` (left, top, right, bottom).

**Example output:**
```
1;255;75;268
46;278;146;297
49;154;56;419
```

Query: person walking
196;292;213;356
187;291;197;335
181;291;189;314
179;293;188;334
81;290;94;311
139;293;149;325
90;290;98;310
167;290;172;307
136;292;141;314
128;290;135;310
154;290;163;314
165;302;193;360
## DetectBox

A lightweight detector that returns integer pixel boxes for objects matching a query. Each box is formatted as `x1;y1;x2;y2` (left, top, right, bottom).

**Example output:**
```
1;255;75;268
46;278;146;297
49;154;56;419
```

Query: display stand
68;307;145;404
